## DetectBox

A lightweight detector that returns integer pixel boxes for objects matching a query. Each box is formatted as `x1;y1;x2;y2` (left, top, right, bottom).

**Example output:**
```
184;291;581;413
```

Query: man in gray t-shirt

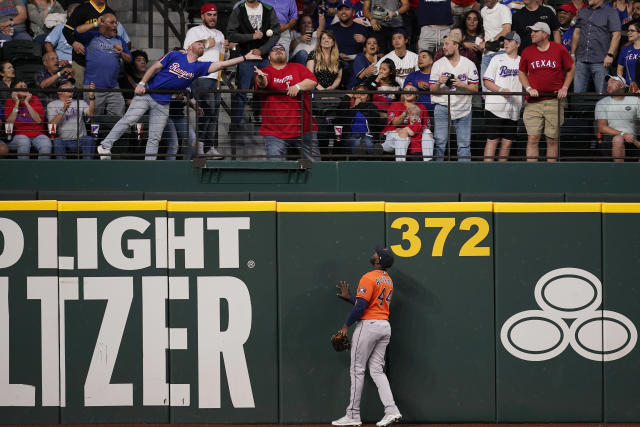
595;74;640;162
47;79;97;159
364;0;408;54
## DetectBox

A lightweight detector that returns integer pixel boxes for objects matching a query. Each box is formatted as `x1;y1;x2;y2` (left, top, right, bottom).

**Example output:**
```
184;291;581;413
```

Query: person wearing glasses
254;43;320;160
618;21;640;92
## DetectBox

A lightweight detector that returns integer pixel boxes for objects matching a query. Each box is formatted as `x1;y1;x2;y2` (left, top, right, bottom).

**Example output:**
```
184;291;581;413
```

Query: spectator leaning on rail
184;2;228;159
429;32;479;162
254;43;320;160
96;41;262;160
74;12;131;116
227;0;281;130
570;0;621;93
482;31;522;162
518;22;575;162
48;78;97;159
595;74;640;161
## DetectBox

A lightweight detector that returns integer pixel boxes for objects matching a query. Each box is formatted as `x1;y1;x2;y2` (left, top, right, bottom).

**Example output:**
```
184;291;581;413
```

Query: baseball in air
266;29;273;37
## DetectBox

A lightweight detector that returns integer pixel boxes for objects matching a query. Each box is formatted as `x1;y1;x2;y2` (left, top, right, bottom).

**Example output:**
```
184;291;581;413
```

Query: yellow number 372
390;217;490;257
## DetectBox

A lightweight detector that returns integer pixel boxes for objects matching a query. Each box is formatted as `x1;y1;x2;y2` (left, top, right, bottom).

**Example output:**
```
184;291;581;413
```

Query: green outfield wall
1;201;639;424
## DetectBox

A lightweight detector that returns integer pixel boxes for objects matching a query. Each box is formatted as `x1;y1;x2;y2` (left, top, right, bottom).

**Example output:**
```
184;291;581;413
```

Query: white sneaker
205;146;224;159
376;412;402;426
331;415;362;426
97;144;111;160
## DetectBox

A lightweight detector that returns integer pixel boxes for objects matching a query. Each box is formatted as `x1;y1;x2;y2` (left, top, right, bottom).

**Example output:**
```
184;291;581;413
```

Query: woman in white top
290;14;325;64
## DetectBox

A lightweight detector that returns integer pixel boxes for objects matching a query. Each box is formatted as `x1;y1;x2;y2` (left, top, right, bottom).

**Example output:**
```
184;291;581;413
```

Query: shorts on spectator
485;111;518;141
523;98;564;139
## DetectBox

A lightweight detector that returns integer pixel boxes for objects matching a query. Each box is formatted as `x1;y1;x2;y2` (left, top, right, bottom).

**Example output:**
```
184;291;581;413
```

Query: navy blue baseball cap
375;246;394;269
337;0;353;9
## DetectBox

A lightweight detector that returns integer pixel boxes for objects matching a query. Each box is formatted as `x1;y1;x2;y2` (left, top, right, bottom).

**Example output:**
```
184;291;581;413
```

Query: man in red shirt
519;21;575;161
254;43;320;160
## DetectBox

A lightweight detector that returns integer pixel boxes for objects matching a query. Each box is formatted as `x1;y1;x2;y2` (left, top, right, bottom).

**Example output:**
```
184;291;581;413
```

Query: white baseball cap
527;22;551;36
606;74;627;86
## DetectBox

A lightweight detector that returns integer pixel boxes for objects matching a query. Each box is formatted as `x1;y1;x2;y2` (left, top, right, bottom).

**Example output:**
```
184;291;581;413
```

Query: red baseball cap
557;3;575;15
201;3;217;13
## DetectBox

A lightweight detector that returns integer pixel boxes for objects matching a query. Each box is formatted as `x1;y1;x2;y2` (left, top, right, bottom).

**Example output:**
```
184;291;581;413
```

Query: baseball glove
331;330;350;352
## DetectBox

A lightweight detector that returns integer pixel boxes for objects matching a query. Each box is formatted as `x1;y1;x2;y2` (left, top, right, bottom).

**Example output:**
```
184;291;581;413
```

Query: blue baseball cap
337;0;353;9
375;246;394;269
270;43;285;51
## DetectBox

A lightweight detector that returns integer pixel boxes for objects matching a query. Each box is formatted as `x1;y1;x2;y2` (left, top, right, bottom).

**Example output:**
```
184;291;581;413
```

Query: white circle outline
569;310;638;362
534;268;602;319
500;310;570;361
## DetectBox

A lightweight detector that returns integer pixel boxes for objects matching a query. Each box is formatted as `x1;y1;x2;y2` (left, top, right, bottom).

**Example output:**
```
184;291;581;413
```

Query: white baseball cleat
331;415;362;426
97;145;111;160
376;412;402;426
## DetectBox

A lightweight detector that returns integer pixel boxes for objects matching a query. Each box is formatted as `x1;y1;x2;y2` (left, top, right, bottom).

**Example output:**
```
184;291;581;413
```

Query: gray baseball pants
345;319;399;420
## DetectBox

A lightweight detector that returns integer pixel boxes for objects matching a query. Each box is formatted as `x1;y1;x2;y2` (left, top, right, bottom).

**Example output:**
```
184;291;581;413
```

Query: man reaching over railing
254;43;320;160
96;41;261;160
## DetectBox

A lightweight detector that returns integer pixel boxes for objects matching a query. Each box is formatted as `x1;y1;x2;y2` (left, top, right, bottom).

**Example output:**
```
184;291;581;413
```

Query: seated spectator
4;80;50;159
36;51;74;106
290;14;320;64
0;61;17;108
27;0;65;45
461;10;483;73
375;28;418;86
334;83;385;157
403;50;434;113
119;49;147;106
482;31;522;161
44;2;77;63
307;30;344;159
368;58;400;111
619;21;640;89
380;83;432;160
434;28;479;67
74;13;131;116
0;0;32;41
557;4;575;52
349;36;381;89
595;74;640;161
47;78;96;159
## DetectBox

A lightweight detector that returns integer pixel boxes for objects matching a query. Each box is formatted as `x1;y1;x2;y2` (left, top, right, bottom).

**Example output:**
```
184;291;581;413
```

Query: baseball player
332;246;402;427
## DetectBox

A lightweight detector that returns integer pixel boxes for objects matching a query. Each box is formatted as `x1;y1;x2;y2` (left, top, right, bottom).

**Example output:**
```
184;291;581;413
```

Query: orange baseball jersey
356;269;394;320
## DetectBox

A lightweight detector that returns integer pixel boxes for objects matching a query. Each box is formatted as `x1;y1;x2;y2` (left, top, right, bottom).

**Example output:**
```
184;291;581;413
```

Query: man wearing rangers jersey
333;246;401;427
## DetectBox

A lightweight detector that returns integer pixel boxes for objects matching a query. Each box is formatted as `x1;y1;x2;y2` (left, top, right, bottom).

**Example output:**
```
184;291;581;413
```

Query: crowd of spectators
0;0;640;161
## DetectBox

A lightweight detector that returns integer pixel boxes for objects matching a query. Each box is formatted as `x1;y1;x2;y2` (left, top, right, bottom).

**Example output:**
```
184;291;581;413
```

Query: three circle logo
501;268;637;362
